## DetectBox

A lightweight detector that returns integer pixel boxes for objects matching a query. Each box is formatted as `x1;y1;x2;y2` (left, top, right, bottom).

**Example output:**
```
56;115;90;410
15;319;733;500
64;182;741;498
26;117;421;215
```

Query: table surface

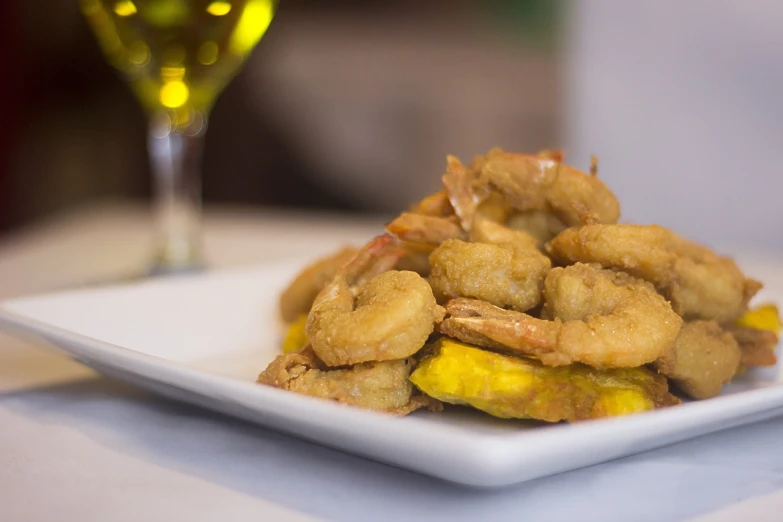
3;202;783;522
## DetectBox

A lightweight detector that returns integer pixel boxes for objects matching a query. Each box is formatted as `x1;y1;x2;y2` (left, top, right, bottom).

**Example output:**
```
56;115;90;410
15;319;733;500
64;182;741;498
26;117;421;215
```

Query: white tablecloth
2;202;783;522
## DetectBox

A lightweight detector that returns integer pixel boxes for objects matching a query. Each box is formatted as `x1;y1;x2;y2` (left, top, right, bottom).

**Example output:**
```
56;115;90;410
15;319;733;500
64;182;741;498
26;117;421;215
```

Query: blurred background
2;0;782;249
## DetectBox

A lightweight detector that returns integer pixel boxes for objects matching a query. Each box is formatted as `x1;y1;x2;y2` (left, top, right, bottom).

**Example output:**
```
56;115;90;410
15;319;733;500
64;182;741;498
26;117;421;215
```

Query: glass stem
147;111;207;273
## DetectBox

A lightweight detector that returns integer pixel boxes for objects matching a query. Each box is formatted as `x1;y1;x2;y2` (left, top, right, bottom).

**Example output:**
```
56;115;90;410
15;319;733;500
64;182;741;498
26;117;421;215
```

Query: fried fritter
258;347;440;415
428;238;550;312
654;321;741;399
410;338;679;423
726;325;779;369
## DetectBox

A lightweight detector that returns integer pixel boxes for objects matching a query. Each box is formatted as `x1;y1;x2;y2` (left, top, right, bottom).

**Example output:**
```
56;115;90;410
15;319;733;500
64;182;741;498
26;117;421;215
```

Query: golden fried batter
428;238;550;312
438;264;682;369
307;236;444;366
408;189;454;217
279;246;358;322
726;325;779;369
654;321;741;399
441;149;620;237
410;338;679;422
308;269;443;366
394;241;436;277
258;347;440;415
547;224;760;323
385;212;464;246
468;217;540;250
506;210;567;246
470;148;621;227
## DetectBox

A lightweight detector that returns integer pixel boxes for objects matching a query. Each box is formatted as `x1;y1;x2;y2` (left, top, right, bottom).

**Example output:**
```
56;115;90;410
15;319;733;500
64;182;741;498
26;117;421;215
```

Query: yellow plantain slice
735;304;782;335
410;338;679;423
282;314;309;354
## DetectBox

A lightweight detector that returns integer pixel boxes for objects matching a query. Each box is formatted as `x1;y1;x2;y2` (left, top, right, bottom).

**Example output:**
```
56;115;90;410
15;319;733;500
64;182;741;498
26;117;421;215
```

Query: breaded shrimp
505;210;567;247
471;148;620;226
438;264;682;368
384;211;463;277
726;325;779;369
385;212;464;246
468;217;540;250
258;347;440;415
279;246;358;322
306;235;444;367
546;224;761;322
386;188;464;273
408;189;454;217
441;149;619;242
428;227;551;312
654;321;741;399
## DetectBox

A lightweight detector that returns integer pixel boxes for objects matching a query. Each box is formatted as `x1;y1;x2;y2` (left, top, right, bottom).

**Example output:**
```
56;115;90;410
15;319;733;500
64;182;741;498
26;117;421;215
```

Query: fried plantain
410;338;679;423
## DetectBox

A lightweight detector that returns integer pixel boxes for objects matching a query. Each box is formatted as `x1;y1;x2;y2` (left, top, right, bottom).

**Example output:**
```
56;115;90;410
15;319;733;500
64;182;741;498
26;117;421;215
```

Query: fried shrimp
386;190;464;273
537;148;566;163
428;220;551;312
546;224;761;322
258;347;440;415
442;155;478;231
441;149;619;244
279;246;358;322
471;148;620;227
505;210;567;247
385;211;464;276
385;212;464;246
438;264;682;368
654;321;741;399
726;325;779;369
408;189;454;217
306;235;444;367
468;217;540;250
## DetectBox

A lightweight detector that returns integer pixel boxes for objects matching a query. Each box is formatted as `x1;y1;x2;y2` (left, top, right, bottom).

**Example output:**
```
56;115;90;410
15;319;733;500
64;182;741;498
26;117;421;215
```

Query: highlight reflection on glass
80;0;277;272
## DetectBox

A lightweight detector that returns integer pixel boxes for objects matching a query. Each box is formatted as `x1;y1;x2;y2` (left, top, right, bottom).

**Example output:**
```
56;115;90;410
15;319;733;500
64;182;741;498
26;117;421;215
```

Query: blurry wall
245;3;562;212
564;0;783;251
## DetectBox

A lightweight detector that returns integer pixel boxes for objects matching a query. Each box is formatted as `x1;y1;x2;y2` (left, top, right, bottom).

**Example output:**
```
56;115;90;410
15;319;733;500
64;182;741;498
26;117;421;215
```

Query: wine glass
79;0;277;274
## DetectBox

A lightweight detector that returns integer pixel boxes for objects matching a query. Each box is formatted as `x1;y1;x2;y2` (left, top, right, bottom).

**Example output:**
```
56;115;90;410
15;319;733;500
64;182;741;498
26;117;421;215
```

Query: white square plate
1;260;782;488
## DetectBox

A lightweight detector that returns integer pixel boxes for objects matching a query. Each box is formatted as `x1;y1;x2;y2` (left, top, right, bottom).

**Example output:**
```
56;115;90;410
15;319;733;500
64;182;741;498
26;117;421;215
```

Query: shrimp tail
442;155;477;231
385;212;464;245
438;298;566;363
339;234;405;288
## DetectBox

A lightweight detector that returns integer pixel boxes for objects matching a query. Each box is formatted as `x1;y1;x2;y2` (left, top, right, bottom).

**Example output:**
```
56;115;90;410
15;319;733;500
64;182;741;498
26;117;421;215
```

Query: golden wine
81;0;276;121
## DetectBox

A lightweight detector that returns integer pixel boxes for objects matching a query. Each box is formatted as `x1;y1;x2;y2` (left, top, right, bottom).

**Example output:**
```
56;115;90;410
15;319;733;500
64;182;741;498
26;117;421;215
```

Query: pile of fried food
258;148;782;423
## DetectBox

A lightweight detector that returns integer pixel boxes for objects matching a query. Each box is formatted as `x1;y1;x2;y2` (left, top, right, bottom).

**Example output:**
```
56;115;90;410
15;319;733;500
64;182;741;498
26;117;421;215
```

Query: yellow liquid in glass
81;0;276;119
